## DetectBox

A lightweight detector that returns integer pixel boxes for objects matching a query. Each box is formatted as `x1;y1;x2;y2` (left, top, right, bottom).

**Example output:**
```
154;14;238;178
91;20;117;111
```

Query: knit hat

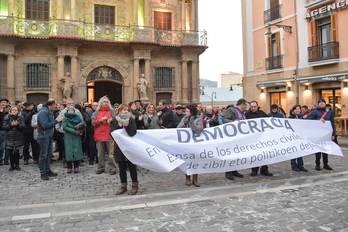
271;104;278;109
67;106;76;112
318;98;326;104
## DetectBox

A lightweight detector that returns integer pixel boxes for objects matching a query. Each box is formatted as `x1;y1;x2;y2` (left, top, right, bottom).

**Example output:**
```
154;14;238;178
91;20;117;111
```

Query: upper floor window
264;0;282;24
154;11;172;30
308;14;339;62
266;32;283;70
95;5;115;25
154;67;174;89
26;0;49;20
26;63;50;88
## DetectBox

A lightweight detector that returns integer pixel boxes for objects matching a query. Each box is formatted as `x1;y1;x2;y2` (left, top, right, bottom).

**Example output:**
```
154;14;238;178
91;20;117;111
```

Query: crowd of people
0;96;337;195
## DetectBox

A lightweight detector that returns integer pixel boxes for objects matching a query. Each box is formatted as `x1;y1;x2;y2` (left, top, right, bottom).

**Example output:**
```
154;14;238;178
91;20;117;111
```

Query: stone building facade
0;0;207;105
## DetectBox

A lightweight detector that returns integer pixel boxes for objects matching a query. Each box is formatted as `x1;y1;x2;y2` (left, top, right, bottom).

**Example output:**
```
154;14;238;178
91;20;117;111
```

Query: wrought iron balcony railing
266;55;283;70
264;5;282;24
0;16;207;46
308;42;339;62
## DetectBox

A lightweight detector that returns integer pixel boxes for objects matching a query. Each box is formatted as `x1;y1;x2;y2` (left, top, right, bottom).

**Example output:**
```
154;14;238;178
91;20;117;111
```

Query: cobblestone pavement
0;142;348;232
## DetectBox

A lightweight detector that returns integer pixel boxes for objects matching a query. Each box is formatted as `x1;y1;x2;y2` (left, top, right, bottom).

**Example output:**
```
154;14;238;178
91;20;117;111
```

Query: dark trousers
23;134;39;161
8;149;20;167
118;161;138;183
67;160;80;169
56;139;65;160
315;152;328;165
87;133;97;162
251;165;268;174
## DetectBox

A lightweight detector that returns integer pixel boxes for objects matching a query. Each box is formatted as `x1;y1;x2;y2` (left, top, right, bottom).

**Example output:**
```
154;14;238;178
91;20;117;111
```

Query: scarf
234;105;246;120
64;113;81;125
131;109;142;118
116;113;131;126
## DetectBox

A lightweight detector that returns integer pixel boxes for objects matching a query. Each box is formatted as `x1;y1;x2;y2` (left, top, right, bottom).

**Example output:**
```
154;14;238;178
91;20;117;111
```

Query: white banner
111;118;343;175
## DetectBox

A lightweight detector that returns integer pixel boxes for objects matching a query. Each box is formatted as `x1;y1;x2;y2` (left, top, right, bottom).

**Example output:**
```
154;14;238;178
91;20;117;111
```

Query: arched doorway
86;66;123;105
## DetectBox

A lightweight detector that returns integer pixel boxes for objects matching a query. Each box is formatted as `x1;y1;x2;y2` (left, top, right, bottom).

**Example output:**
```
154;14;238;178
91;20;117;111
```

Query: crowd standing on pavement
0;96;337;195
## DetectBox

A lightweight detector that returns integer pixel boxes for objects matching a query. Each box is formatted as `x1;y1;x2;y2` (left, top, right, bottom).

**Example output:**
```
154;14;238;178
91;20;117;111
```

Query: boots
192;174;200;187
116;183;127;195
185;175;191;186
130;182;139;195
9;152;15;171
14;150;20;171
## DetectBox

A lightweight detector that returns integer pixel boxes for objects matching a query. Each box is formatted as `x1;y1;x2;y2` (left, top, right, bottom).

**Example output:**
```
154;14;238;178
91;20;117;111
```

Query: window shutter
268;35;272;58
275;32;281;56
311;20;318;46
331;13;337;42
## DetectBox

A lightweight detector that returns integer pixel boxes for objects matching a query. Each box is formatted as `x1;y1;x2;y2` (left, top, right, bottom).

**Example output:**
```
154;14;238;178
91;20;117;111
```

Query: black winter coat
2;114;25;149
110;117;137;162
21;108;36;135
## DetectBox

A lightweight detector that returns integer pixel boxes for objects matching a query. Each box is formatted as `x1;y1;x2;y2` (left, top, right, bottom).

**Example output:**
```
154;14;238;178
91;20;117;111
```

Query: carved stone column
58;0;64;19
133;59;140;100
134;0;138;25
181;60;188;104
182;0;186;31
8;0;14;17
57;55;64;101
71;56;78;100
191;0;196;31
71;0;76;20
7;55;15;103
191;61;198;103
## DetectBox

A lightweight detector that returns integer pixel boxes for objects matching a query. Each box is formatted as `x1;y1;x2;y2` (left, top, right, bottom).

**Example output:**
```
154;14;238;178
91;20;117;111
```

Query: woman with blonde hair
2;106;25;171
110;104;138;195
143;103;162;129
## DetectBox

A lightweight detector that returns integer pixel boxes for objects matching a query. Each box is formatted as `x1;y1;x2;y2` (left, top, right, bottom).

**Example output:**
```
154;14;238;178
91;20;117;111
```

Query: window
154;11;172;30
26;0;49;20
266;32;282;70
308;14;339;62
264;0;282;23
154;67;174;90
26;63;50;88
95;5;115;25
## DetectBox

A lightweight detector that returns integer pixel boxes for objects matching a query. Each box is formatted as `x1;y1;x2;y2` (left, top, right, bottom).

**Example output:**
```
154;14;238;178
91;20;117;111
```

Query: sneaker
74;168;79;173
67;169;72;174
323;164;333;170
41;173;49;180
47;170;58;177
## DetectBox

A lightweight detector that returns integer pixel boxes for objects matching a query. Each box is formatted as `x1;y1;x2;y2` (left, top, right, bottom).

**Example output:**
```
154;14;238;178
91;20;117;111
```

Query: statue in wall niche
137;73;149;101
59;72;74;101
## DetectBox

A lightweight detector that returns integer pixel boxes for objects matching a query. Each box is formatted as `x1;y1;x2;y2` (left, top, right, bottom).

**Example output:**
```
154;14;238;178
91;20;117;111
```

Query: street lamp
266;24;292;37
211;92;216;108
199;85;205;95
229;84;241;91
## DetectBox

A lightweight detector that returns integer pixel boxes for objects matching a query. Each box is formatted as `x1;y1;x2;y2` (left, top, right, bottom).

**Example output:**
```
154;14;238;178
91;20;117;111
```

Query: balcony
0;16;207;47
266;55;283;70
305;0;335;9
264;5;282;24
308;42;339;63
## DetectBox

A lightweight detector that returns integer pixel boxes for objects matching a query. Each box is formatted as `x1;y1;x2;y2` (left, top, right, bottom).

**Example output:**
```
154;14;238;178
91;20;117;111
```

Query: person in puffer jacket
2;106;25;171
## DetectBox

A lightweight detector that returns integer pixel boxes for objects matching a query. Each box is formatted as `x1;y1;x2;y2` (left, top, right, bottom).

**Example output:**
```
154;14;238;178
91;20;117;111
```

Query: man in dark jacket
37;100;64;180
158;99;174;128
173;105;185;128
21;101;39;165
245;101;273;177
223;98;248;180
0;99;9;165
268;104;284;118
309;98;336;171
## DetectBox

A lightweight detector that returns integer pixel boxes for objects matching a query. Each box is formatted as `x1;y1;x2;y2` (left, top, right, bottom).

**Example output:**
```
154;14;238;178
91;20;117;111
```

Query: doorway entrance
87;81;123;105
320;89;341;116
86;66;124;105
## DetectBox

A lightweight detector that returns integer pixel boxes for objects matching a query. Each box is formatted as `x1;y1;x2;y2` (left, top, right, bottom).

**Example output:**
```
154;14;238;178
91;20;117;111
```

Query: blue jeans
0;131;9;162
291;157;304;169
37;137;53;174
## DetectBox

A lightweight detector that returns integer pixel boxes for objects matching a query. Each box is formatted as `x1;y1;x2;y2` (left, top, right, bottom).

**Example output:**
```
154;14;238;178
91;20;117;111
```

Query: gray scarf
116;113;131;126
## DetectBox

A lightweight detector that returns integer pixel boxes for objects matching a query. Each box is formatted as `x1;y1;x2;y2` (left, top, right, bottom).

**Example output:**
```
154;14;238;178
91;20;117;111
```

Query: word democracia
177;118;294;143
